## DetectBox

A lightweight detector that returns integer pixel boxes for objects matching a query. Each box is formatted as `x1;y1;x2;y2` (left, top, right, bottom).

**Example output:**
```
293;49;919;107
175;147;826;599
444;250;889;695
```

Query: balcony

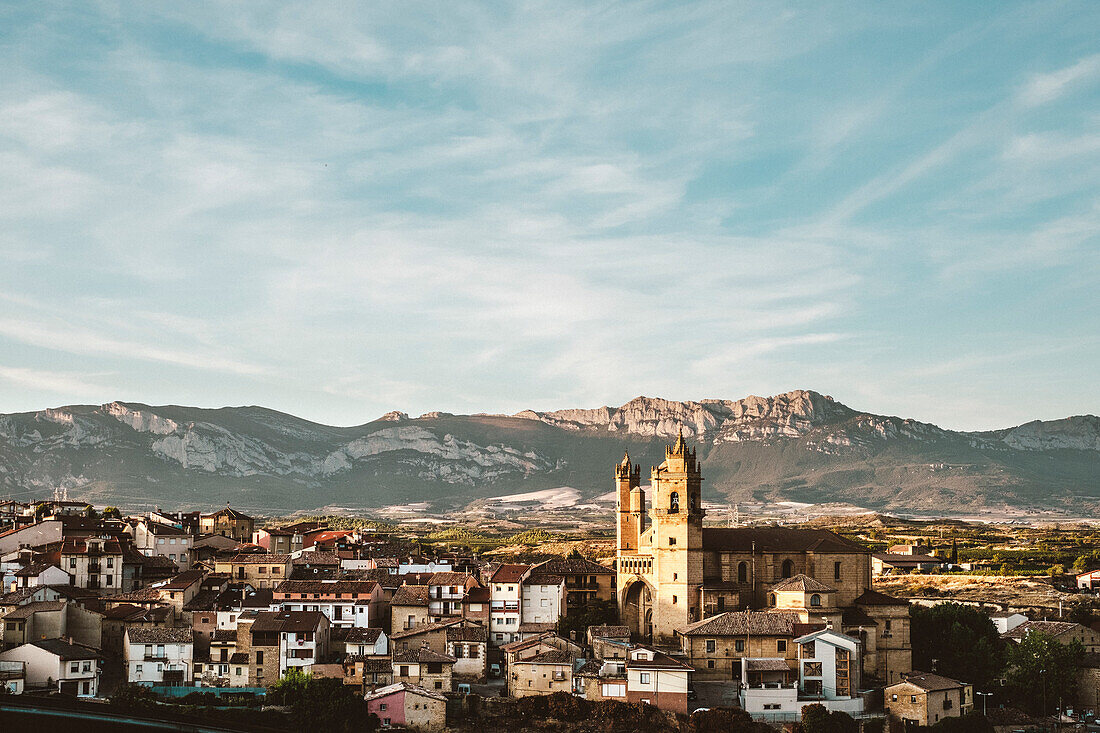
87;562;101;573
144;653;168;661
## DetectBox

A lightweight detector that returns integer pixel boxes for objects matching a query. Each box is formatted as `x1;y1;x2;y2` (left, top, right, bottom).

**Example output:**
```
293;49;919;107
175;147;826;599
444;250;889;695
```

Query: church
614;431;912;684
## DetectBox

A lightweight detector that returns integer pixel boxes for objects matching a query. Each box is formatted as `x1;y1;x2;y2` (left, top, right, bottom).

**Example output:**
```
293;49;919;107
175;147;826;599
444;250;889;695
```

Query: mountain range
0;390;1097;516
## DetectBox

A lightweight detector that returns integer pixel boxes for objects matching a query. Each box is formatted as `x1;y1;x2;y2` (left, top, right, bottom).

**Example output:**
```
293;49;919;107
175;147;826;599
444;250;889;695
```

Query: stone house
365;681;448;731
392;647;455;692
884;672;973;727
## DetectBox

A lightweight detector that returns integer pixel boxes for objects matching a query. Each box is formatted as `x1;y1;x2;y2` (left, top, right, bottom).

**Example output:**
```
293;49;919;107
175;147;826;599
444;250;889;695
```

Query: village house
1001;620;1100;652
391;584;432;634
0;659;24;694
2;599;102;650
391;617;470;655
125;627;194;686
213;554;291;589
739;629;864;719
520;571;566;635
272;578;384;628
393;646;456;692
1077;569;1100;591
252;526;303;555
501;633;584;695
510;648;575;698
0;638;101;696
624;646;693;714
884;672;973;727
677;609;815;681
101;604;173;657
247;610;330;682
587;625;631;660
132;521;192;570
56;536;124;591
532;556;616;610
199;506;255;542
427;571;480;620
447;624;488;681
490;564;529;646
364;681;448;731
10;563;70;591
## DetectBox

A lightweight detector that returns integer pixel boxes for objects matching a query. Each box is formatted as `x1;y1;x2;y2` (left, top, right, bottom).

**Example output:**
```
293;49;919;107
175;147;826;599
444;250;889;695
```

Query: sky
0;2;1097;431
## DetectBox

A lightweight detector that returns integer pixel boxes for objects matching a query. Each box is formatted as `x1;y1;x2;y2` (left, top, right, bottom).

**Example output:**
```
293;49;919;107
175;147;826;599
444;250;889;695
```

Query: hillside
0;391;1096;515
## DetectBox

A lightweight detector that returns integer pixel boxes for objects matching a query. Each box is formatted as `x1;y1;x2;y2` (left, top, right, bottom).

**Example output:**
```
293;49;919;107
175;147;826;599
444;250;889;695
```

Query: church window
769;594;776;607
834;561;842;580
737;562;748;583
810;594;822;607
669;492;679;513
782;560;794;578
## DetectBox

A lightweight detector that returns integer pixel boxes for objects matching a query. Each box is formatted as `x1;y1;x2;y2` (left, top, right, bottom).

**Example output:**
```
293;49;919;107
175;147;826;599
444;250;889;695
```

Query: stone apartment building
884;672;973;727
213;554;291;589
393;647;455;692
199;506;255;542
132;521;192;570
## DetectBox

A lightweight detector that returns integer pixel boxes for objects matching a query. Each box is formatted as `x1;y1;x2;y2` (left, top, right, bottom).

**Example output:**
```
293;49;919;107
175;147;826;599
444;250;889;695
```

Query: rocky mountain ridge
0;390;1096;514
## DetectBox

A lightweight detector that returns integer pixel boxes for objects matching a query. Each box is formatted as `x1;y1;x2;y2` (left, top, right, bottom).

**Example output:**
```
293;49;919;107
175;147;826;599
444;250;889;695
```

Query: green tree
83;505;98;519
1049;564;1067;576
1004;631;1085;715
798;703;857;733
1068;601;1095;626
102;506;122;520
109;683;160;713
910;604;1004;690
556;598;619;642
269;669;378;733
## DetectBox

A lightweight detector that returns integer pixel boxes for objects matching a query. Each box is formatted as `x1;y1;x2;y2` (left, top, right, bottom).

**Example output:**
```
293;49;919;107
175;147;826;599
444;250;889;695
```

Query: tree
1068;601;1096;627
950;539;959;565
103;506;122;520
109;683;160;713
556;598;619;642
269;669;378;733
1049;564;1067;576
1004;631;1085;716
691;706;773;732
910;604;1004;690
797;703;857;733
83;505;98;519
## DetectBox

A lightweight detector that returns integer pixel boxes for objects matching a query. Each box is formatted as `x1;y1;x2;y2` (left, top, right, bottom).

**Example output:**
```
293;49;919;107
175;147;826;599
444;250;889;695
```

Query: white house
624;646;693;715
11;563;72;590
520;573;565;633
125;627;195;686
739;628;864;720
490;564;528;647
341;626;388;657
132;521;191;570
0;639;101;697
1078;569;1100;591
988;611;1027;634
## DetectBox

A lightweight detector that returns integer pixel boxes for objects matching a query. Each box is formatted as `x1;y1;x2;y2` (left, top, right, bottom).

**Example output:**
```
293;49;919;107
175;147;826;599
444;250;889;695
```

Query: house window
435;681;442;689
735;639;745;652
106;575;113;586
810;594;822;607
399;666;409;676
136;664;143;674
236;667;242;675
256;651;263;664
70;662;79;673
107;558;114;568
379;703;387;711
707;660;715;669
83;661;91;672
640;673;651;684
70;559;76;568
705;639;716;653
769;594;776;607
911;695;917;703
777;640;787;653
892;694;898;702
669;537;676;546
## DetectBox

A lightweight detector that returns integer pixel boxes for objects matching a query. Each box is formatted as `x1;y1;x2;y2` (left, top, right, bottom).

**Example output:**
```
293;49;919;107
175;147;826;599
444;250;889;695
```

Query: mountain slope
0;391;1096;515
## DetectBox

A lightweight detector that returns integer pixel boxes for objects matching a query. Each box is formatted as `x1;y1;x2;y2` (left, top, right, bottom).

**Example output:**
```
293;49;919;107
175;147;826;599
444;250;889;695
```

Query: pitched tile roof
251;610;326;634
364;681;447;703
519;622;557;634
226;553;289;564
127;627;194;644
628;649;694;670
274;579;378;595
391;585;431;607
344;627;384;644
527;650;574;664
893;671;967;692
29;638;101;660
3;601;66;619
391;618;466;640
701;527;866;553
1002;620;1086;641
533;557;614;575
447;626;487;642
589;625;630;639
490;564;530;583
770;574;836;593
103;603;171;622
159;569;206;590
203;507;252;521
392;647;456;664
428;572;475;586
679;610;803;637
13;563;63;577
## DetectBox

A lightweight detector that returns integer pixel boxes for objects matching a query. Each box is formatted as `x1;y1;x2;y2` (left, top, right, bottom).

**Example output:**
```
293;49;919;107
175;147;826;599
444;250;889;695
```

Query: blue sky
0;2;1097;430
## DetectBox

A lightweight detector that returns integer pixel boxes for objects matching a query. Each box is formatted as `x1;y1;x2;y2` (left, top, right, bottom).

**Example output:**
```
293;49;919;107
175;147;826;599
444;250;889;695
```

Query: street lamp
976;691;992;717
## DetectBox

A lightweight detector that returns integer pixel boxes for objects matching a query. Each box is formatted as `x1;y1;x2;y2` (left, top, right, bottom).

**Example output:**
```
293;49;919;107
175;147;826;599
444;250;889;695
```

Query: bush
691;706;773;732
109;683;160;714
930;711;995;733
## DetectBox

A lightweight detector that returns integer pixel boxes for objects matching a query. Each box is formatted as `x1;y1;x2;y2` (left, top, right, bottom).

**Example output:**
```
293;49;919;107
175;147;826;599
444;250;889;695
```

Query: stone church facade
615;432;912;684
